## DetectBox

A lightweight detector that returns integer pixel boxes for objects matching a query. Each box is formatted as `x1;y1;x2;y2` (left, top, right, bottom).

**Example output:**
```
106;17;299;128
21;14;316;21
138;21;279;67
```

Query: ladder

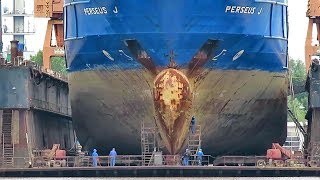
288;108;307;137
287;108;308;151
187;125;201;165
2;110;14;167
141;122;157;166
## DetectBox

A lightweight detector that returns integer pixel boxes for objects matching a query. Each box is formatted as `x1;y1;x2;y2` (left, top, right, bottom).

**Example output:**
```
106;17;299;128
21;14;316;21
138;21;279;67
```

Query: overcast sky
1;0;311;61
287;0;308;61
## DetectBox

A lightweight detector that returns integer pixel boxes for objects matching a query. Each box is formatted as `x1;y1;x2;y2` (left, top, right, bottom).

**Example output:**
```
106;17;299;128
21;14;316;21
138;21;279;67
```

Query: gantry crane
304;0;320;165
305;0;320;70
34;0;64;69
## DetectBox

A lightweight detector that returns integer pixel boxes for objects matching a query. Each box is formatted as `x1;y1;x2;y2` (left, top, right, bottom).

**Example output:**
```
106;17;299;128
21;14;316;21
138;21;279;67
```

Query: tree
30;50;67;75
288;58;308;122
289;58;306;86
30;50;43;66
51;56;67;75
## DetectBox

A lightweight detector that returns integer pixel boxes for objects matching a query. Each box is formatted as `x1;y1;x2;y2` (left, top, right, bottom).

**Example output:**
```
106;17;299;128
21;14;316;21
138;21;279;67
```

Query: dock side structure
0;41;74;168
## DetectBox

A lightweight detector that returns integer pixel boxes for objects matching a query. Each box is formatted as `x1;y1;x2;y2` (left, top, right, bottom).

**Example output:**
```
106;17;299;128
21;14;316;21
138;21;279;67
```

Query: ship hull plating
65;0;289;155
69;69;287;155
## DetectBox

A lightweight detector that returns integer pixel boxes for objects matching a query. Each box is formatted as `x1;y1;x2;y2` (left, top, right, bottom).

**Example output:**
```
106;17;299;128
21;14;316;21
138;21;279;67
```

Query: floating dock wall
0;66;74;167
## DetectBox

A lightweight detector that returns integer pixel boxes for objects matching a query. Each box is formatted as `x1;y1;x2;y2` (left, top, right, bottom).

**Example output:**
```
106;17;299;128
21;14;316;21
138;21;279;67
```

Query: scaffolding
140;122;157;166
187;125;201;165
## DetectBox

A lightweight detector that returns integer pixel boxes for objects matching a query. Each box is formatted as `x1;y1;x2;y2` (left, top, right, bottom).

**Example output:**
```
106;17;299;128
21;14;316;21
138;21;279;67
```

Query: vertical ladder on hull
2;110;14;167
141;122;157;166
187;125;201;165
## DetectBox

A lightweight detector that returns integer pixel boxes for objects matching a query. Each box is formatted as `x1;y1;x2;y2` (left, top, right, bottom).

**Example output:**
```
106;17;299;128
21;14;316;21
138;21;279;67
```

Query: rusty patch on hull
153;68;192;154
68;70;287;156
125;39;157;75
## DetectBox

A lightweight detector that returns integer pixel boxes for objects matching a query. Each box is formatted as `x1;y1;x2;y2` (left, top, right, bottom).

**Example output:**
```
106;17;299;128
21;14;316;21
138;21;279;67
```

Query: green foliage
289;58;306;86
288;96;307;121
29;50;67;75
51;57;67;75
30;50;43;66
288;58;307;122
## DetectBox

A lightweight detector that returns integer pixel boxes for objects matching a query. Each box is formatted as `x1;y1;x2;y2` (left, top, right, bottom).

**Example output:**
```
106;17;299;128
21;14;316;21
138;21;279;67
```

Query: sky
287;0;308;61
0;0;311;61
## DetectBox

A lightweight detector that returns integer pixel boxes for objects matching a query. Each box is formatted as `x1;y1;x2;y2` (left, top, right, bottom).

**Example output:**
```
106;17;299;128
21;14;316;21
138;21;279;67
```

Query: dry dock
1;166;320;177
0;57;74;168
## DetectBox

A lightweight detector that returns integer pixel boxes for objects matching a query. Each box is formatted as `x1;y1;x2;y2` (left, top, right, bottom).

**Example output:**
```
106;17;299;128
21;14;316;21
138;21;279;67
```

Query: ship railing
29;98;71;117
0;56;26;67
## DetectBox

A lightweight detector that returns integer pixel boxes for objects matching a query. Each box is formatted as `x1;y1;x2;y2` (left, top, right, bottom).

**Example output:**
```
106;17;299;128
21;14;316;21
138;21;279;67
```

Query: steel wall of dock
0;67;29;108
0;66;74;167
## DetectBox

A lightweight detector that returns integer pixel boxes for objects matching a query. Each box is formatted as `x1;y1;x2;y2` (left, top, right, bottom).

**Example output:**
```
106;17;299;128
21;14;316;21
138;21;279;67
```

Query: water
1;178;319;180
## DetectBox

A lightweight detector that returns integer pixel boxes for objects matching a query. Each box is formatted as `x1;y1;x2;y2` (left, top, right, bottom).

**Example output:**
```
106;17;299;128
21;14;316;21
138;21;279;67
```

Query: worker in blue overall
182;148;191;166
190;116;196;134
196;148;204;166
109;148;117;166
92;149;99;167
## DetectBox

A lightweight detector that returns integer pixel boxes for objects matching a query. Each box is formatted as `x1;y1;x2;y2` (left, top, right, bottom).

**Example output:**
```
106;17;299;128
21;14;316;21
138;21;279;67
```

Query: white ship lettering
225;6;257;14
113;6;118;14
84;6;119;15
84;7;107;15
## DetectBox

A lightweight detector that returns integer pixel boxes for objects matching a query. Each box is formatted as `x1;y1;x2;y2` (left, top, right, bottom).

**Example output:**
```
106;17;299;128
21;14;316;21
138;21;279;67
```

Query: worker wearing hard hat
92;149;99;167
109;148;117;166
182;148;191;166
197;148;204;166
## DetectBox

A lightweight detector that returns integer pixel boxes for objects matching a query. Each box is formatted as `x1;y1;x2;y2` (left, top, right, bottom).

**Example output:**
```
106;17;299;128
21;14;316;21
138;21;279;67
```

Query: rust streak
187;40;219;78
125;40;157;75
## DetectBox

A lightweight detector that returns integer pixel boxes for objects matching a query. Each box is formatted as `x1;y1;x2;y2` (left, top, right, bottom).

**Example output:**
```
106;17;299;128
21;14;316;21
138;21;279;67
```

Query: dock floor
1;166;320;177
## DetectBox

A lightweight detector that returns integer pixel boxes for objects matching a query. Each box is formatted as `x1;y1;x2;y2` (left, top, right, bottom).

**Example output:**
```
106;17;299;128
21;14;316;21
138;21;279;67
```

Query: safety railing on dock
5;155;320;168
0;155;213;168
0;57;68;82
212;155;319;167
29;99;71;117
0;157;32;168
213;156;268;166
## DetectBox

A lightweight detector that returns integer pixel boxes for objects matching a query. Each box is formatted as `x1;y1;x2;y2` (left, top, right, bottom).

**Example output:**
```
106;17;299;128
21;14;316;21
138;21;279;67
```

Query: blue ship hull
64;0;288;155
